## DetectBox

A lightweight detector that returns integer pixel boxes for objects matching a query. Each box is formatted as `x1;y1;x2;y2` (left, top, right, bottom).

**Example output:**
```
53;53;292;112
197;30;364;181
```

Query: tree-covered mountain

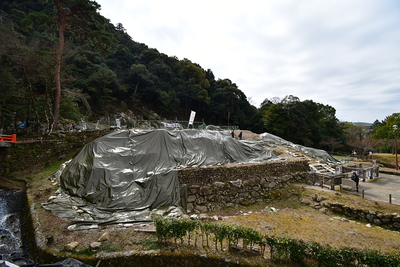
0;0;256;128
0;0;348;150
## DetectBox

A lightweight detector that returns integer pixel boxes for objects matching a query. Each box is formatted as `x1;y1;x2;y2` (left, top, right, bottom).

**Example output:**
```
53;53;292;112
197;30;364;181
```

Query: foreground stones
64;241;79;251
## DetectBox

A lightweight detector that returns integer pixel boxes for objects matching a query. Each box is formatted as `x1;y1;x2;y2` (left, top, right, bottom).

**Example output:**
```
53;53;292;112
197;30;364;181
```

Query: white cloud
97;0;400;123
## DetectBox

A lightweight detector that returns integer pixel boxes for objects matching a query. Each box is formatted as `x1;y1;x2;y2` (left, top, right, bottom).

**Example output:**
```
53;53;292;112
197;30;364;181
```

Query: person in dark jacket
351;171;359;192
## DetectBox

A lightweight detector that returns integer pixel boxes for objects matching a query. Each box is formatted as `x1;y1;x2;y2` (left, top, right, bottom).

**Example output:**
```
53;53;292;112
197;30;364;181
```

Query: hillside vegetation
0;0;347;151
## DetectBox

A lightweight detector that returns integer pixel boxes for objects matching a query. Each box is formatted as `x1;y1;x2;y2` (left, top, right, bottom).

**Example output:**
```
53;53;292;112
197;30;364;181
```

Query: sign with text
188;110;196;127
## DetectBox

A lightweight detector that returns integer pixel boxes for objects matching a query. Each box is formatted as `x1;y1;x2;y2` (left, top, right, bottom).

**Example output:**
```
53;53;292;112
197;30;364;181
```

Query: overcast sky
96;0;400;123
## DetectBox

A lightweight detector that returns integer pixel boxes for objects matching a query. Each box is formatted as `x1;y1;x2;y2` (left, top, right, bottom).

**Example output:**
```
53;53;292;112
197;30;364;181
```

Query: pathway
353;172;400;205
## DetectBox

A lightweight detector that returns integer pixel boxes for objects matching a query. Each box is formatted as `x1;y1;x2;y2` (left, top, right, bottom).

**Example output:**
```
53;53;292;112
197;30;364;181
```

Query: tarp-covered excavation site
260;132;339;164
42;129;277;229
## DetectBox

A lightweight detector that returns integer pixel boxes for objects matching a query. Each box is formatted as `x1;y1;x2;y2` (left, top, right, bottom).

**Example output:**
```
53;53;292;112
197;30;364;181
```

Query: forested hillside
0;0;347;150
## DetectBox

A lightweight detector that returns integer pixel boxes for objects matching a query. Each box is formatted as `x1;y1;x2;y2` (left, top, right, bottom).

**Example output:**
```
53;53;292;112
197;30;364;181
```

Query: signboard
188;110;196;127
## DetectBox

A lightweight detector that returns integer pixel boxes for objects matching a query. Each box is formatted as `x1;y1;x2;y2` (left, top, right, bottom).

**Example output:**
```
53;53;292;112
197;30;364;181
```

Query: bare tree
320;137;342;154
348;135;380;160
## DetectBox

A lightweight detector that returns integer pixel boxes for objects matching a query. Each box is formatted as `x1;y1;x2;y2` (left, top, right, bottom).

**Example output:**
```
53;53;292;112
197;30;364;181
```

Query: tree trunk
53;1;67;131
132;81;139;103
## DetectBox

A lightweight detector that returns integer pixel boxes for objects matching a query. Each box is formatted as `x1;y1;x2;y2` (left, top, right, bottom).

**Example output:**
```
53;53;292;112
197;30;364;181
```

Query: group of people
231;130;243;140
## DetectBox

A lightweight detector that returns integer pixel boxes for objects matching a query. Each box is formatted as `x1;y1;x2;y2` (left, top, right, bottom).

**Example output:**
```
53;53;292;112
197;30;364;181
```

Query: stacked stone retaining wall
302;194;400;230
178;160;312;212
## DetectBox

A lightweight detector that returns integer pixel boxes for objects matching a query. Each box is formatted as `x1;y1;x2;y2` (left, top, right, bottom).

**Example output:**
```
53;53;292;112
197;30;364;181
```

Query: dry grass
369;153;398;166
223;196;400;253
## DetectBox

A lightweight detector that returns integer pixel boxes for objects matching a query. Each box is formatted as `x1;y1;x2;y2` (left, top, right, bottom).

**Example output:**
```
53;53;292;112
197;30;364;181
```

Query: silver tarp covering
260;132;339;164
42;129;276;229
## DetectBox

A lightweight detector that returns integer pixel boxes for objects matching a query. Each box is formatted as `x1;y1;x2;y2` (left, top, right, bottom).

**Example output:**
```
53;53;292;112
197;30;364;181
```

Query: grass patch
75;247;94;256
224;205;400;253
100;244;120;252
368;153;398;166
70;243;121;256
140;237;161;250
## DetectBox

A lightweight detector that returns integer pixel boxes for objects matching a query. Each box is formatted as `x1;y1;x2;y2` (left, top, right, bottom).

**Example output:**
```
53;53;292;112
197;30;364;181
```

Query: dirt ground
232;130;261;141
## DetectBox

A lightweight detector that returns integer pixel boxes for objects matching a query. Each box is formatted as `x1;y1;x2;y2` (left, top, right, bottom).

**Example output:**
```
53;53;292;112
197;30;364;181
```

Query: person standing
351;171;359;192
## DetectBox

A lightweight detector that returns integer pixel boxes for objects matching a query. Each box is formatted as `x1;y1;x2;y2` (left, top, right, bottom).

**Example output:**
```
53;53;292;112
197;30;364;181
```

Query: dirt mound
232;130;260;141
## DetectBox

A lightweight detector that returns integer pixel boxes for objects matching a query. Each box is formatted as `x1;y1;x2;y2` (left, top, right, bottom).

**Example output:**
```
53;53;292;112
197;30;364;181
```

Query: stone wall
302;194;400;230
178;160;312;213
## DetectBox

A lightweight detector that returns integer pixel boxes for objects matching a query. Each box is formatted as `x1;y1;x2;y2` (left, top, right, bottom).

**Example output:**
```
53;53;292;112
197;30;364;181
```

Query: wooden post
389;194;392;204
362;190;365;199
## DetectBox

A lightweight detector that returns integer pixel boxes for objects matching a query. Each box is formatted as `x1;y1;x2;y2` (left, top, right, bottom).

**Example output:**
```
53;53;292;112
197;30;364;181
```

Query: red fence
0;134;17;143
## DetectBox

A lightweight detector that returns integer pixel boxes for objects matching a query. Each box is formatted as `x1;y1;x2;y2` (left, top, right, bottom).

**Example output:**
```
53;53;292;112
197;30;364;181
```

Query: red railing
0;134;17;143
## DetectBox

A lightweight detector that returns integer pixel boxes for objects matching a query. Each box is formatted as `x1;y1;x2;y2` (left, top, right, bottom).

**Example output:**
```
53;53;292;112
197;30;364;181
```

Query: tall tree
373;113;400;153
129;64;154;104
373;113;400;139
50;0;114;130
178;60;210;113
256;95;342;148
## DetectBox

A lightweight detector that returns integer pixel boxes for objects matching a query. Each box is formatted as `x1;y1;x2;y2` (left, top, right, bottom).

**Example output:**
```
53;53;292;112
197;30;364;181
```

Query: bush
359;249;400;267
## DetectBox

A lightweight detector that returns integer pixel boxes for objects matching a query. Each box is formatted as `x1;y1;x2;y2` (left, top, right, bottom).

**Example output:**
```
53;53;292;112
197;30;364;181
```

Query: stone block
64;241;79;251
187;195;196;202
212;181;225;188
260;179;269;188
243;178;260;187
98;232;110;242
230;179;242;187
90;242;101;249
199;186;212;196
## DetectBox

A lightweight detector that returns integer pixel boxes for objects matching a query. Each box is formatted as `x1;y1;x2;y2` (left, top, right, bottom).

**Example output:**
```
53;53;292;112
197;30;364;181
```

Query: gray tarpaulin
260;132;339;163
42;129;276;229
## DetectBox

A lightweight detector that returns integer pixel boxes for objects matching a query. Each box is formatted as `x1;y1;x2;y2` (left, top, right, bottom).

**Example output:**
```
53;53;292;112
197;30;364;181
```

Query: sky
96;0;400;123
